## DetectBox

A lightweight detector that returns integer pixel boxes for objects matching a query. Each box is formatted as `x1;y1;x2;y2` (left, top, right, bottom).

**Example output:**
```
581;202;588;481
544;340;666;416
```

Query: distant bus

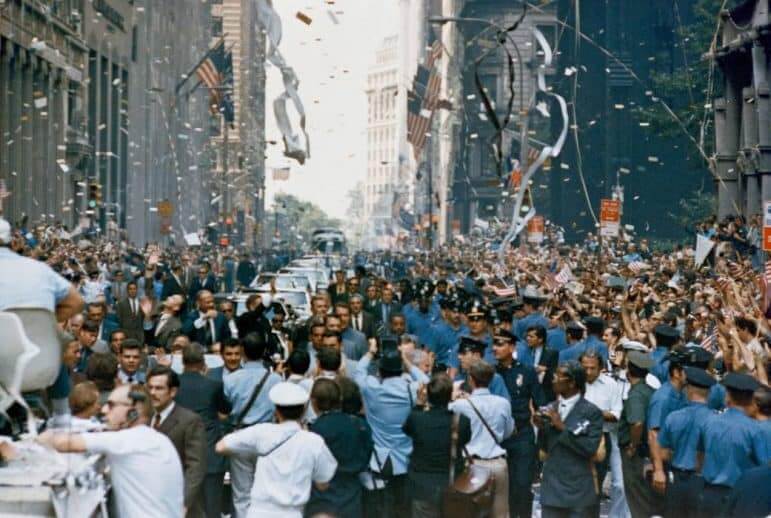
311;228;346;255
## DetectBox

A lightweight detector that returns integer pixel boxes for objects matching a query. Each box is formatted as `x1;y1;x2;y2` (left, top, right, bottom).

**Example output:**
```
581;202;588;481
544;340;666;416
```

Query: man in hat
459;299;494;367
491;328;545;518
216;382;338;517
618;351;657;518
430;296;468;368
559;316;609;365
681;345;725;410
651;324;681;382
352;340;429;516
696;373;770;517
647;353;687;498
657;366;716;518
405;280;439;351
454;337;511;402
514;289;549;341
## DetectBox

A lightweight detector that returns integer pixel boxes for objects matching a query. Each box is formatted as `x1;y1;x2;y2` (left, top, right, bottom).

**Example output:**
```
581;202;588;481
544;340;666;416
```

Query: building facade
0;0;89;229
365;35;401;249
712;0;770;219
210;0;266;248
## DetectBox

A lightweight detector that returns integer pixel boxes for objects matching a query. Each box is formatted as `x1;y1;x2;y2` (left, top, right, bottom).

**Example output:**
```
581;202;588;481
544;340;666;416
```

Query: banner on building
527;215;544;244
600;199;620;237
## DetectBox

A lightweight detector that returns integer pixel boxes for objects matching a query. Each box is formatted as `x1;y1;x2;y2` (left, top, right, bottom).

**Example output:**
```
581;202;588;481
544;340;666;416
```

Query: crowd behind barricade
0;214;770;518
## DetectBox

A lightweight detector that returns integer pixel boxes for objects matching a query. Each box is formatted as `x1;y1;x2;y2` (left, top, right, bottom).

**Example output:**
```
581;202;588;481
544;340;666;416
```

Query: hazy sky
263;0;399;219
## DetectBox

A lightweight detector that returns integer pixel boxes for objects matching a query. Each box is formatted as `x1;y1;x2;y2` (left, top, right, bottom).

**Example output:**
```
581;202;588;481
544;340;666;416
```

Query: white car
280;266;329;291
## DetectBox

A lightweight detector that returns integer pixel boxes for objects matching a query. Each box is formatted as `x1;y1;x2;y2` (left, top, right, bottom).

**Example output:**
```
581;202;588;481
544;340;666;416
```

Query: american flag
194;40;233;118
493;286;517;297
407;40;442;159
627;261;648;275
554;265;572;285
700;325;718;353
762;260;771;313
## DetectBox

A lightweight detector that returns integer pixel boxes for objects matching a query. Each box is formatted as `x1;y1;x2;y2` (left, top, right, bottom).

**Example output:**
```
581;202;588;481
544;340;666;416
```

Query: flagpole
175;34;228;95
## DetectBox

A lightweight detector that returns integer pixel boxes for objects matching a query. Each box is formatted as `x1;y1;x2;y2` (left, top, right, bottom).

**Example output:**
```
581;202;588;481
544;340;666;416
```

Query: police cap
627;351;655;370
684;367;715;389
721;372;761;393
269;382;310;407
379;349;404;374
493;328;516;343
458;336;486;354
654;324;680;347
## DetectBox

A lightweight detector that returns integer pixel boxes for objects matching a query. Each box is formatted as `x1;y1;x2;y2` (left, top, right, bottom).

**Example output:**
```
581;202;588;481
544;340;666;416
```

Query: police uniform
430;297;468;367
657;367;716;518
696;373;771;517
405;280;439;350
618;351;658;518
558;316;609;365
513;293;549;341
221;383;338;518
494;329;546;518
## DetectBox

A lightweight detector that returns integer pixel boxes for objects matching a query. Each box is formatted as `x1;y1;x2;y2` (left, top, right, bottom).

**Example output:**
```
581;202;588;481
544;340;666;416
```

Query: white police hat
621;340;647;352
269;382;309;407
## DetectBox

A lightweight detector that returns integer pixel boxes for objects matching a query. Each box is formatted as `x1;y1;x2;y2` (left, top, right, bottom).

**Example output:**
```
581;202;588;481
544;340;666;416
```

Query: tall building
209;0;266;247
0;0;89;229
365;35;401;248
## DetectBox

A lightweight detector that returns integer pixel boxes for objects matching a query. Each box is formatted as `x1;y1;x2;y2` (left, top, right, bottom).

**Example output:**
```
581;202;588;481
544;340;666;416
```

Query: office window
212;17;223;37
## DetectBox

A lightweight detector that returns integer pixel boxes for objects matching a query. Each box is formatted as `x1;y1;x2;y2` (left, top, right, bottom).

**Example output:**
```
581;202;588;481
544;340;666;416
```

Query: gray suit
539;397;604;515
115;298;144;342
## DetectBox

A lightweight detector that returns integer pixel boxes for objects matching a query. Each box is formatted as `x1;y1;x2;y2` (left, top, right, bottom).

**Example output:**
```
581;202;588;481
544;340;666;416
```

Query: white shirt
449;388;514;459
584;373;623;432
153;401;175;428
558;392;581;421
83;425;184;518
223;420;337;518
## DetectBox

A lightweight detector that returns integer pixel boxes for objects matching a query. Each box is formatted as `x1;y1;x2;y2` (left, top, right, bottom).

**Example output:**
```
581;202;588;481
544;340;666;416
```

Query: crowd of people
0;213;770;518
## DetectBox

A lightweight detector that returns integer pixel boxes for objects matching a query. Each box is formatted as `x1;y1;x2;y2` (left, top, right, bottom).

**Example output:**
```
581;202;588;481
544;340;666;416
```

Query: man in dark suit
372;285;402;328
115;281;144;343
188;263;217;303
207;338;243;383
363;284;380;316
147;365;208;518
328;269;348;305
349;294;376;340
538;361;604;518
161;263;188;300
518;325;559;402
182;290;231;351
176;344;232;518
145;295;184;351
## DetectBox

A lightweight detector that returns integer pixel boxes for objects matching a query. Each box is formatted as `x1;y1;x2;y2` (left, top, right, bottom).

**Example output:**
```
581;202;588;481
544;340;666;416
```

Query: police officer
454;337;511;403
462;299;494;366
618;351;657;518
697;372;770;517
650;325;680;383
513;288;549;341
430;296;468;368
656;366;716;518
491;328;545;518
559;316;609;365
681;344;726;410
647;352;687;499
405;280;438;351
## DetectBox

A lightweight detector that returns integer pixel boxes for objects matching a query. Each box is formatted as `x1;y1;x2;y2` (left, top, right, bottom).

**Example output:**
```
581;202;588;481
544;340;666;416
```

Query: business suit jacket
182;311;231;347
539;397;604;510
351;311;376;340
538;348;559;403
372;301;403;325
145;313;182;350
115;298;144;342
161;273;187;300
158;404;208;518
175;372;231;475
328;283;349;305
188;274;218;302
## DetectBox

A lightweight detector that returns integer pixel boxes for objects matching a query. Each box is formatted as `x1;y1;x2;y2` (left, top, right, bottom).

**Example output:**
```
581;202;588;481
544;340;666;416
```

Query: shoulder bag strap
235;370;271;427
407;380;414;407
261;431;298;457
467;397;499;444
448;413;460;484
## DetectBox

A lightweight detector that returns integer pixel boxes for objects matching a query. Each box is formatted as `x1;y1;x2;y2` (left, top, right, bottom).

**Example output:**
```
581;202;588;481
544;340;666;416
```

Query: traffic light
87;182;102;209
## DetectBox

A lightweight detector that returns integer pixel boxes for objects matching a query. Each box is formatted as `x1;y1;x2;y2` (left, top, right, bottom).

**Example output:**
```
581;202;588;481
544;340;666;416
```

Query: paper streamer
499;27;569;262
256;0;311;165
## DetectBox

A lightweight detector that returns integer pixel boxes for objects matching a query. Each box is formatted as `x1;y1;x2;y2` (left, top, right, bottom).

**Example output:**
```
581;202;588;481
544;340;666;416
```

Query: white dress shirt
449;388;514;460
584;373;623;432
153;401;175;428
558;392;581;421
223;420;337;517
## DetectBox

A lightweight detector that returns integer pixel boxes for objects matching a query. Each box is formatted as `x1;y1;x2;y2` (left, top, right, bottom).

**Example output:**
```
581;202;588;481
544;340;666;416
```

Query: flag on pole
762;260;771;313
407;39;442;160
700;325;718;353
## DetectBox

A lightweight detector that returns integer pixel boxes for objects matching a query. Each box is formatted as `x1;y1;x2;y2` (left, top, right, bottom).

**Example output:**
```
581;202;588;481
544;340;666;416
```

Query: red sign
764;201;771;251
600;199;621;238
527;216;544;244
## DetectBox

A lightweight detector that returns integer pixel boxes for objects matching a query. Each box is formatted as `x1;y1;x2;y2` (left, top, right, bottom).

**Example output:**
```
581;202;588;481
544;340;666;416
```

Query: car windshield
273;291;308;309
276;275;310;290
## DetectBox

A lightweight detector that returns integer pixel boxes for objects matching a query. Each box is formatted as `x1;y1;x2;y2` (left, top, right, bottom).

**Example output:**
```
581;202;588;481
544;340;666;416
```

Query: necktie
153;413;162;430
127;374;134;383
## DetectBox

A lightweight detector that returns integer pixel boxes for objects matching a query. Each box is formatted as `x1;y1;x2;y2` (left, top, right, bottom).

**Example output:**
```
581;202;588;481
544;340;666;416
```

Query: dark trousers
588;432;612;518
363;474;407;518
621;453;659;518
697;483;731;518
504;425;536;518
203;472;225;518
541;504;595;518
664;469;704;518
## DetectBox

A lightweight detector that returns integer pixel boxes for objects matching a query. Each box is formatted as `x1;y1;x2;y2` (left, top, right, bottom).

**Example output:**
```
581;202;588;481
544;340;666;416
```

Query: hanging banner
600;199;621;237
527;215;544;244
695;234;715;267
763;201;771;252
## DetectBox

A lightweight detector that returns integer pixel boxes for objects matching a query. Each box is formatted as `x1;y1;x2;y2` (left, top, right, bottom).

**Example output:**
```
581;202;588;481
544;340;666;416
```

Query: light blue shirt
697;407;770;486
353;354;429;476
449;388;514;459
658;401;714;470
647;381;686;431
0;248;71;312
514;312;549;341
558;335;609;365
224;361;282;426
429;319;467;365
